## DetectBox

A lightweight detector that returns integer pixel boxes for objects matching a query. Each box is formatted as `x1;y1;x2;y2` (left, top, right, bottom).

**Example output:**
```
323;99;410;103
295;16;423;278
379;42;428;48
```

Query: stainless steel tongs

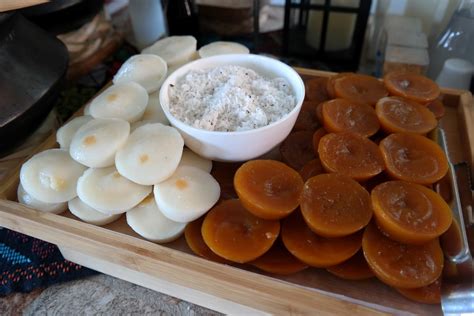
436;128;474;315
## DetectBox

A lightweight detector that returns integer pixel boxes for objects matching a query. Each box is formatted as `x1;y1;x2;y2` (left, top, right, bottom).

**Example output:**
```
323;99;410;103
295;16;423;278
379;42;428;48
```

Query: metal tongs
436;128;474;315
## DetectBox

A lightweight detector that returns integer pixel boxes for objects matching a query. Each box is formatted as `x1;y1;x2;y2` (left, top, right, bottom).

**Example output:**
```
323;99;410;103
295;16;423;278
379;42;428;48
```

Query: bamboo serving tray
0;69;473;315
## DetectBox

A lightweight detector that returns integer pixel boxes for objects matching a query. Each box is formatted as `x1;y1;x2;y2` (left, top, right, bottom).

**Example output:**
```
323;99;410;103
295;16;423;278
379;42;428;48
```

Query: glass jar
428;0;474;79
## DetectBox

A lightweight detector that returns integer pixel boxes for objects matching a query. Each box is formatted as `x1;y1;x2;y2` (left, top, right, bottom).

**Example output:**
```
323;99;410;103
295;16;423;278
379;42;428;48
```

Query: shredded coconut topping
168;65;296;132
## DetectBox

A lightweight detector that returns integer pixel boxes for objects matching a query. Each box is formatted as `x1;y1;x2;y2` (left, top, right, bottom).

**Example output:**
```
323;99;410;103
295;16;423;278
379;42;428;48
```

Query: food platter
0;68;472;315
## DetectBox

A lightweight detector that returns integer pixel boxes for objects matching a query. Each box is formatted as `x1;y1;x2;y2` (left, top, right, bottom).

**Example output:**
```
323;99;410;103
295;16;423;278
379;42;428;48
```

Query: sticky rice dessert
142;35;197;67
56;115;93;149
141;90;169;125
89;82;148;123
77;166;151;214
126;195;186;243
68;197;121;226
115;123;184;185
69;118;130;168
113;54;167;93
20;149;86;203
130;120;155;132
198;41;249;58
178;148;212;172
17;184;67;214
154;166;220;223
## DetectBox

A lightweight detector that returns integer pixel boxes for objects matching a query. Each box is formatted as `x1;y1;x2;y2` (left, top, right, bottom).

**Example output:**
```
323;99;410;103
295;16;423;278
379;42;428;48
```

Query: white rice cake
69;118;130;168
77;167;151;214
142;36;197;67
113;54;167;93
115;123;184;185
68;197;121;226
154;166;220;223
89;82;148;123
56;115;93;149
126;195;186;243
20;149;86;203
17;183;67;214
179;148;212;173
198;41;249;58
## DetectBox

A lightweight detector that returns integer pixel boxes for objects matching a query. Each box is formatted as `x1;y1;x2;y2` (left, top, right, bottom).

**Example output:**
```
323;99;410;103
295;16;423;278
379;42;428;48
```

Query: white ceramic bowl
159;54;305;162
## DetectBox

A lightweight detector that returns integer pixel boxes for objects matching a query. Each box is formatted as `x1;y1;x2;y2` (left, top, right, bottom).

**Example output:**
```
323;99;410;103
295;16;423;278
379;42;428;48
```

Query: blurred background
3;0;473;79
0;0;473;157
127;0;473;82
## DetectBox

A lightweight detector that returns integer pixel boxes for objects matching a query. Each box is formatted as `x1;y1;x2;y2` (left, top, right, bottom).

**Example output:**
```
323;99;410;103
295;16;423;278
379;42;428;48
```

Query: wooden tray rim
0;68;472;315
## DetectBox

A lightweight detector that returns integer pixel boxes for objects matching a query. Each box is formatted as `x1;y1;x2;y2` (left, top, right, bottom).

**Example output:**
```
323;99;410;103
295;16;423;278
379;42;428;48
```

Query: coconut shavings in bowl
168;65;296;132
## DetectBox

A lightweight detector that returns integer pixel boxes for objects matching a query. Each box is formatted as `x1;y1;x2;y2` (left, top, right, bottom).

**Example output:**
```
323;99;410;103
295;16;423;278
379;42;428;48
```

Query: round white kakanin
178;148;212;173
115;123;184;185
198;41;249;58
126;195;186;243
20;149;87;203
165;64;180;78
68;197;121;226
140;90;169;125
56;115;93;149
130;120;155;132
164;50;197;77
164;50;198;78
89;82;148;123
69;118;130;168
154;166;220;223
112;54;167;93
142;36;197;67
17;183;67;214
77;167;152;214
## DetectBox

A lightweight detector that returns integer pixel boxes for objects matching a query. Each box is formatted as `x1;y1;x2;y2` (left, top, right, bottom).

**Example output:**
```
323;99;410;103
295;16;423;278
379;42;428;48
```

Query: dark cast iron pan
20;0;103;35
0;12;68;156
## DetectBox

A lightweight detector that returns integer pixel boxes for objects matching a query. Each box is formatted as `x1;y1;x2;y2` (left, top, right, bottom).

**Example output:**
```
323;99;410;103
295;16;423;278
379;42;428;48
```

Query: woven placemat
0;229;97;296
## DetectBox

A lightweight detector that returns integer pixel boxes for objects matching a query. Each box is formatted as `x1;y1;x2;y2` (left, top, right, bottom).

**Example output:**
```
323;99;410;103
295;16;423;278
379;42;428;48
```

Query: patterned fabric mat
0;229;96;296
0;44;137;296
